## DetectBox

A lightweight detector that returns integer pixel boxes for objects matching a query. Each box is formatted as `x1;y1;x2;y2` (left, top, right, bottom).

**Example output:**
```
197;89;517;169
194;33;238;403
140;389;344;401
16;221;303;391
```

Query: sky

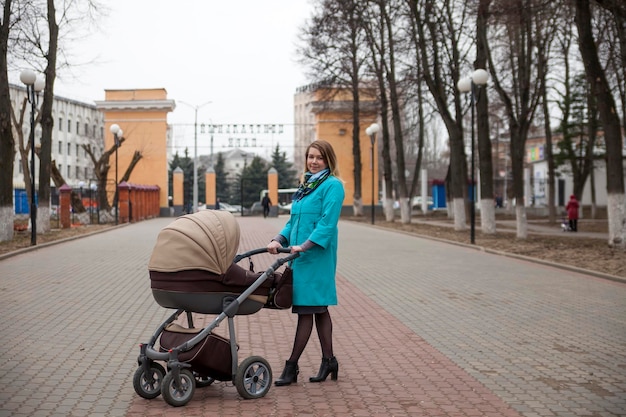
45;0;315;159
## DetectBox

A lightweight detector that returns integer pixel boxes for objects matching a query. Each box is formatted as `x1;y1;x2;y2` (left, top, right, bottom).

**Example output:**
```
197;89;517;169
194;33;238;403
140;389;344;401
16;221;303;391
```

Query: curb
0;223;127;261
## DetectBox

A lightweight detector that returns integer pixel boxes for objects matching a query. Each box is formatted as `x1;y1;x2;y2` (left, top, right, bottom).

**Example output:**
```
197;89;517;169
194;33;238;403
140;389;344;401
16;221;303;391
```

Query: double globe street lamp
365;123;380;225
457;68;489;244
109;124;124;225
20;69;45;246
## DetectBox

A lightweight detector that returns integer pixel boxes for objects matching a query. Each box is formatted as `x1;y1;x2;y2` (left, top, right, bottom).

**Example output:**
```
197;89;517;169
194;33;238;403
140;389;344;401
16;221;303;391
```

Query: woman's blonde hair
304;140;340;177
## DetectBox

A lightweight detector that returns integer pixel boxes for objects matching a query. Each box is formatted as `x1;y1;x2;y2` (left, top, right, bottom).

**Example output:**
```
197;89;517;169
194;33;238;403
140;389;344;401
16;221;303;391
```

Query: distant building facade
10;83;105;212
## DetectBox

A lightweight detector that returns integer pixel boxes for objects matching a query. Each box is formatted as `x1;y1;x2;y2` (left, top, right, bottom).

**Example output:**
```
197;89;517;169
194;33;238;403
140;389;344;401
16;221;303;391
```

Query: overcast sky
46;0;314;158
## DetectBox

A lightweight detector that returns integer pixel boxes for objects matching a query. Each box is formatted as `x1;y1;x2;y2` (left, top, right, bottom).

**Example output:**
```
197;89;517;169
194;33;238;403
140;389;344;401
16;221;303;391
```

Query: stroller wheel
133;362;166;399
235;356;272;399
194;372;215;388
161;369;195;407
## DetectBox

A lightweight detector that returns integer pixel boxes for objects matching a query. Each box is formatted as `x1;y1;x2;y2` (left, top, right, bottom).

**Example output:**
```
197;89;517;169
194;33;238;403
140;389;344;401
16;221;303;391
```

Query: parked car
278;202;292;214
218;202;240;213
249;201;263;215
411;196;434;211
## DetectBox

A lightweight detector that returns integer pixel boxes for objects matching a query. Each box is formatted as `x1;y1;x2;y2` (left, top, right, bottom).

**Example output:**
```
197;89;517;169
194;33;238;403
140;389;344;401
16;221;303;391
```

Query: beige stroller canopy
148;210;240;275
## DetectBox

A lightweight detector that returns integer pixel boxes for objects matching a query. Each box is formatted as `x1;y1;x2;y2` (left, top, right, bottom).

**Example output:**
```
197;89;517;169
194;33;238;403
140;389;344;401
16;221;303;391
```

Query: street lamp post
78;181;85;222
240;152;247;217
365;123;380;225
109;124;123;225
179;101;212;213
457;68;489;244
91;183;99;224
20;69;44;246
89;182;96;224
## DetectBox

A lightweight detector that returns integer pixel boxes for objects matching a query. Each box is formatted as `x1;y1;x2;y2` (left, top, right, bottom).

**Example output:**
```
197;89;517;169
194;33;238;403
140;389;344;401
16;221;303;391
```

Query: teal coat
279;176;344;306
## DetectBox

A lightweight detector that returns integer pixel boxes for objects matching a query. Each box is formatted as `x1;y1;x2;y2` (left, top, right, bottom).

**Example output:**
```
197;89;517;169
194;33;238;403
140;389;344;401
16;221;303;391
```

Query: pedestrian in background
566;194;580;232
262;193;272;218
267;140;345;386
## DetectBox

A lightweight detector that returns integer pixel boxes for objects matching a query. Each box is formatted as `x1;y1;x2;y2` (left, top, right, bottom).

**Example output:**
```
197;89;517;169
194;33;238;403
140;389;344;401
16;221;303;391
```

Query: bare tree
4;0;103;238
378;0;412;222
360;1;395;221
408;0;472;230
298;0;372;216
83;136;126;212
0;0;15;242
574;0;625;248
538;2;571;225
476;0;497;234
486;0;545;238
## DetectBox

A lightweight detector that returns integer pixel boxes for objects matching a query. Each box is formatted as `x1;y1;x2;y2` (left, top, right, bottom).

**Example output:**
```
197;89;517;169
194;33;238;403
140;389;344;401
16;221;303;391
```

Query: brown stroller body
133;210;296;407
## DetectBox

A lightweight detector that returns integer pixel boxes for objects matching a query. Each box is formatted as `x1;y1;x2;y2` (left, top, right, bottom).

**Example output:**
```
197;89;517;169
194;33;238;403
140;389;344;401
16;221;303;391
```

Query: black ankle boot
309;356;338;382
275;360;299;386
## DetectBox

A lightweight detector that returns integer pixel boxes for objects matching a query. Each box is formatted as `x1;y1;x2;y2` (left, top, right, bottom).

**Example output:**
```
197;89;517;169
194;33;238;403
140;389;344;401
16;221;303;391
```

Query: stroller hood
148;210;240;275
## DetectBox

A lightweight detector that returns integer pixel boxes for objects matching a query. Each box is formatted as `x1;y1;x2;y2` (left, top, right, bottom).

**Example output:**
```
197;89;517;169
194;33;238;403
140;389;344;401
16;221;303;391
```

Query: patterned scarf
292;168;331;201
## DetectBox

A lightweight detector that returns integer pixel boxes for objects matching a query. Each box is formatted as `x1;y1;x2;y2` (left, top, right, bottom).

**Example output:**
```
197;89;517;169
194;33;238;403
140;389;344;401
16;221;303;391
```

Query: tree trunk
50;161;86;213
0;0;14;242
36;0;60;234
476;0;496;234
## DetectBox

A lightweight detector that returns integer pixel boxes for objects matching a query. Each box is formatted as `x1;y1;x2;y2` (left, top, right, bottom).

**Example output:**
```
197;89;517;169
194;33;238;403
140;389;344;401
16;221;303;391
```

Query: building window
67;119;71;132
84;167;89;178
76;166;80;178
84;123;89;136
58;141;62;153
58;118;63;131
67;143;71;155
76;121;80;135
76;144;80;156
67;165;71;177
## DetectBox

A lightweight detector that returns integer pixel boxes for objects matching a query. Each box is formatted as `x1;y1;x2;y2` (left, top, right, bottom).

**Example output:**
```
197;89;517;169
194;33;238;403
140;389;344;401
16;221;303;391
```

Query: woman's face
307;146;328;174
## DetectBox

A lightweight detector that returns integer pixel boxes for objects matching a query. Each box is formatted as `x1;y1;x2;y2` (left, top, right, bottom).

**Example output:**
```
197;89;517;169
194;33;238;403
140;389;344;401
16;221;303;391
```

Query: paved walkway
0;215;624;416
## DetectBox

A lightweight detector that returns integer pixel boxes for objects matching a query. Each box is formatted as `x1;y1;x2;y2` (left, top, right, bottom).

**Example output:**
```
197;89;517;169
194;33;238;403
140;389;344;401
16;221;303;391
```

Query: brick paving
0;215;624;417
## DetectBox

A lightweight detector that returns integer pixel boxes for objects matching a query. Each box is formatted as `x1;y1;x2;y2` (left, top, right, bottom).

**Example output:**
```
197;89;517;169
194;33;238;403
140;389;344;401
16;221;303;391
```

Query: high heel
309;356;338;382
275;360;299;386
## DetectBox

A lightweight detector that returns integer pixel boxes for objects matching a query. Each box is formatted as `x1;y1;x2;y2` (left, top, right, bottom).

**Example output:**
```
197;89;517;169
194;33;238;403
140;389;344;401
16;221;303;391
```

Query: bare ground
2;215;624;279
345;213;625;279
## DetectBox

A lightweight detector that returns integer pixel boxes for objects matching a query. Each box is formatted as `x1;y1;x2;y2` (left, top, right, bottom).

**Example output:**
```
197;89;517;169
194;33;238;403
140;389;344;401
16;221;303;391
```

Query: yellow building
96;89;175;216
294;84;379;208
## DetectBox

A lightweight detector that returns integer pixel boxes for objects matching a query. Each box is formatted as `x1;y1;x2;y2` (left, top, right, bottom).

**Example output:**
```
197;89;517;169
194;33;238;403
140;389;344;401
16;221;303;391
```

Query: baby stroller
133;210;297;407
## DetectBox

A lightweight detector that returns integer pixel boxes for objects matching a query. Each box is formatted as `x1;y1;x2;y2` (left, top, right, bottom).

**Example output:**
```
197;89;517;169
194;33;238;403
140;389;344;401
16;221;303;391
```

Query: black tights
287;311;333;362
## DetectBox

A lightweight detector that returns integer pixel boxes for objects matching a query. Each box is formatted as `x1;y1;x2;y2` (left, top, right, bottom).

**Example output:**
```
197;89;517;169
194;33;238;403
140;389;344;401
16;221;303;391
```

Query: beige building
95;89;176;216
294;83;379;208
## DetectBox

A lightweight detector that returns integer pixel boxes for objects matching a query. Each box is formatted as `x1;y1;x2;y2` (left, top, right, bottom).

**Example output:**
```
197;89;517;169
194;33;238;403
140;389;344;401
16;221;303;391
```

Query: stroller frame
133;248;298;407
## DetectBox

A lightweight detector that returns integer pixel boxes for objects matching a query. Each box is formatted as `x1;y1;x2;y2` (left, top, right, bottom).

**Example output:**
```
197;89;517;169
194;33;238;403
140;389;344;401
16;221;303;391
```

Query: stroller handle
234;247;300;263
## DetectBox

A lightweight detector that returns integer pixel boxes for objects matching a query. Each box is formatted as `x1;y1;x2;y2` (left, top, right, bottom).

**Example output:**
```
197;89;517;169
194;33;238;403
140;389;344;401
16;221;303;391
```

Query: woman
267;140;345;386
566;194;579;232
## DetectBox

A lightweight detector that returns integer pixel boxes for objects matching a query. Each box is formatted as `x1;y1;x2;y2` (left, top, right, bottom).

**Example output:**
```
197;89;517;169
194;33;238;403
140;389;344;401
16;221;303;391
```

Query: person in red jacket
566;194;580;232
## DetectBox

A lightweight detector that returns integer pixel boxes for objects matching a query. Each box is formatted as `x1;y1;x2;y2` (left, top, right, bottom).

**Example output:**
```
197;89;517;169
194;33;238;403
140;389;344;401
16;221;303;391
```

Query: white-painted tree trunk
607;193;625;249
37;206;51;233
453;197;466;230
0;207;14;242
384;198;395;221
480;198;496;234
352;197;363;217
515;205;528;238
399;198;410;224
